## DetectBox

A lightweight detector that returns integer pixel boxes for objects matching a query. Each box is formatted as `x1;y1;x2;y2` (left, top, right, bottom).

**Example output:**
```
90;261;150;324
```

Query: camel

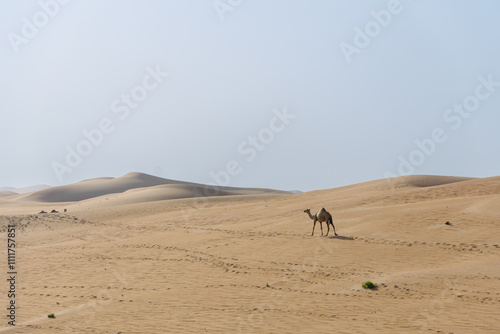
304;208;337;236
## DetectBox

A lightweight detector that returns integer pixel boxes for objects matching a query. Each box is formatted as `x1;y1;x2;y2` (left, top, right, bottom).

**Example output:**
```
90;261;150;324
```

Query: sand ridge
15;172;289;203
384;175;475;188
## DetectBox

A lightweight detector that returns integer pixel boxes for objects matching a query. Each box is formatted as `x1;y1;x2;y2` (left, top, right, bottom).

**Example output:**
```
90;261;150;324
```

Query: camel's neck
306;212;316;220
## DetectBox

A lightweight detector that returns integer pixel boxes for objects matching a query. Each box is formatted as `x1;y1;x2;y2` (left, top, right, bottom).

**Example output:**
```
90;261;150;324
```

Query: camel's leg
311;220;316;236
320;221;324;236
331;221;338;236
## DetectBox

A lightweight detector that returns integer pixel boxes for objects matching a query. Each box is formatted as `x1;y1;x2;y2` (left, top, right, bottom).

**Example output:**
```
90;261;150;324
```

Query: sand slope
1;174;499;333
79;183;289;207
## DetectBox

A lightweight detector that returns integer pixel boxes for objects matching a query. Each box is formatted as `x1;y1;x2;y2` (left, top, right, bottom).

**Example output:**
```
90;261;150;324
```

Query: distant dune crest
0;191;18;197
389;175;475;188
0;184;50;194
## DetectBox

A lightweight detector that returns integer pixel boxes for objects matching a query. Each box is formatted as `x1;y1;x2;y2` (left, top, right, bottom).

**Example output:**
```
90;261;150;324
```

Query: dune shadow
328;235;355;241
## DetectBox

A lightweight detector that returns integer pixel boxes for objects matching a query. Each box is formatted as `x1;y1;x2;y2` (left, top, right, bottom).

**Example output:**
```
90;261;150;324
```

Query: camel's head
304;209;310;214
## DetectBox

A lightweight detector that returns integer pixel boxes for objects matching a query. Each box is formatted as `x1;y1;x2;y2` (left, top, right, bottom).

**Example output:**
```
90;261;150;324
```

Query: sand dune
17;172;287;203
0;184;50;194
17;172;190;202
0;191;17;197
1;174;499;333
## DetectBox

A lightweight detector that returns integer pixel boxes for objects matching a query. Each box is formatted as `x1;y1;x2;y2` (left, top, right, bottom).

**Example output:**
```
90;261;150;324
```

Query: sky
1;0;499;192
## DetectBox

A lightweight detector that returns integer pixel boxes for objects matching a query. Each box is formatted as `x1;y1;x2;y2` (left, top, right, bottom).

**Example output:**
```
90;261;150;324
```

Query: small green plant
266;283;270;288
48;313;55;318
362;281;377;289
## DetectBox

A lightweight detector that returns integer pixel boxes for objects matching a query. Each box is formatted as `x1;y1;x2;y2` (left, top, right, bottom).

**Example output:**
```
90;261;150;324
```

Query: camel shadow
328;235;355;241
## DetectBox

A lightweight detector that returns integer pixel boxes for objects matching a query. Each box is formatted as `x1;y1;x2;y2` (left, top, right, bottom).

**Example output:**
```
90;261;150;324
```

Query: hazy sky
1;0;499;192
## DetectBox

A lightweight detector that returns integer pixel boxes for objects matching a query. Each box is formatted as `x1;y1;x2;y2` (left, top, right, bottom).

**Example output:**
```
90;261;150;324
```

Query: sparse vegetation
362;281;377;289
266;283;270;288
48;313;55;318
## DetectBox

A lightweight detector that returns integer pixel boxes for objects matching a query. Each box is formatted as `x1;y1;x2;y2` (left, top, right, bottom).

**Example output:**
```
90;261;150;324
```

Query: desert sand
0;173;499;333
